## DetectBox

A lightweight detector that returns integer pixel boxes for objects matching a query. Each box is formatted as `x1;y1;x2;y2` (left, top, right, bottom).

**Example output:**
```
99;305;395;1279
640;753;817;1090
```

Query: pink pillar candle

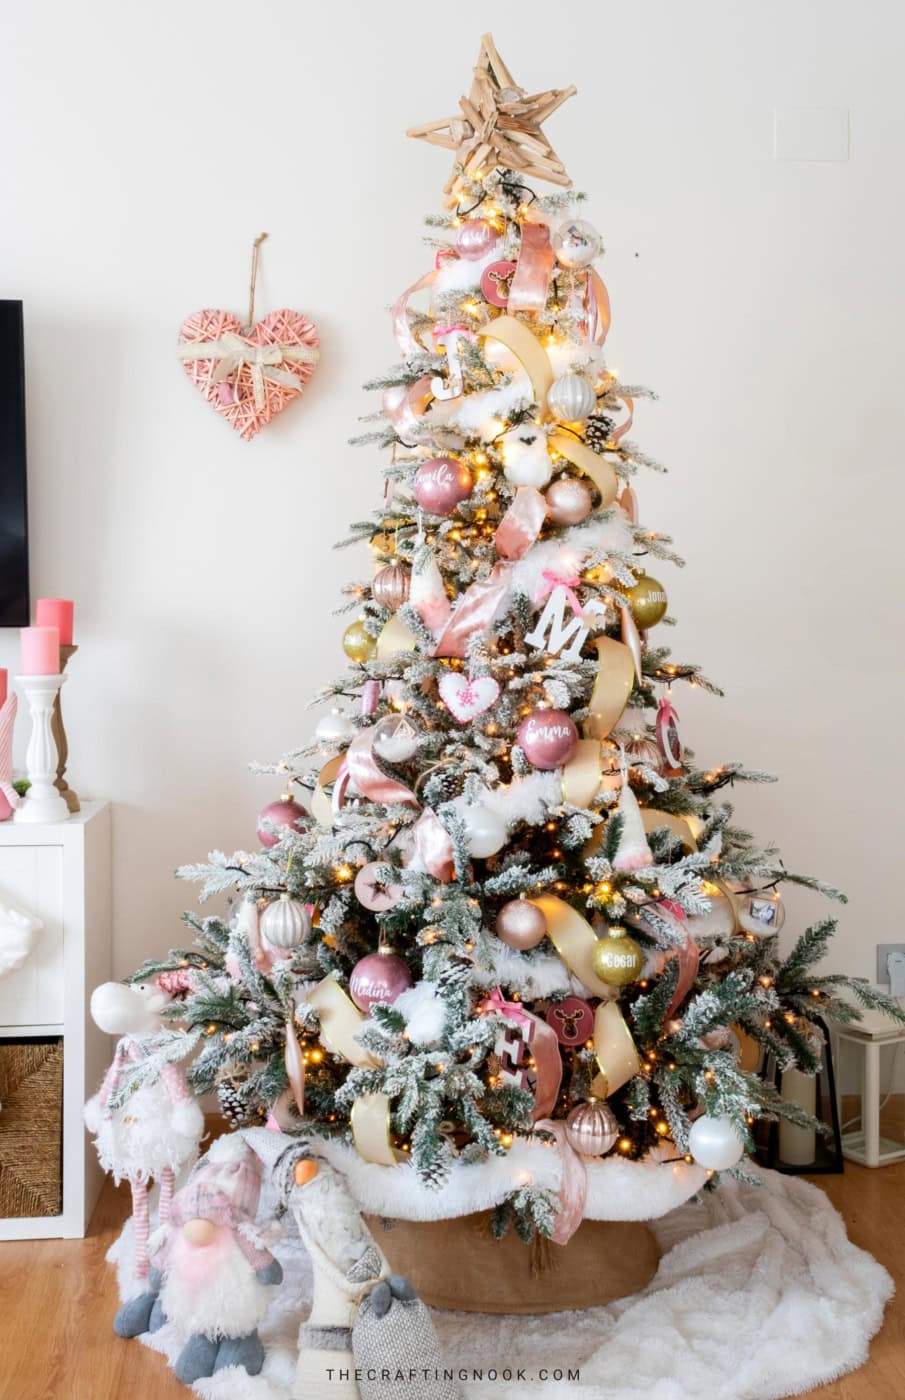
35;599;74;646
0;670;6;707
20;626;60;675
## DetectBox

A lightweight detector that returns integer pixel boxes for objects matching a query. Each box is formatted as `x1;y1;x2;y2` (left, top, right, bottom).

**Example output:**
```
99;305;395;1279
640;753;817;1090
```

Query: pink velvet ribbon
536;570;585;619
432;564;511;659
480;988;563;1122
360;680;381;716
535;1117;588;1245
611;394;634;443
407;807;456;882
284;1023;306;1116
345;728;419;809
495;486;547;560
652;901;700;1020
391;271;436;358
586;270;612;345
508;223;555;313
383;374;434;445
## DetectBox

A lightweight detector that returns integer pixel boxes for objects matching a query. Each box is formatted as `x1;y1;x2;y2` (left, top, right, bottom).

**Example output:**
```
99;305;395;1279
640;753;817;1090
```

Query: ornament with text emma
413;457;473;515
349;947;413;1011
525;583;606;662
177;308;319;441
438;672;500;723
517;708;579;769
500;424;553;488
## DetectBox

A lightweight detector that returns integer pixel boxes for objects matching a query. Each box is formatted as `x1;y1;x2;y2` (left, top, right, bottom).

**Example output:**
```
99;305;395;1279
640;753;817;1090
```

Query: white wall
1;1;901;979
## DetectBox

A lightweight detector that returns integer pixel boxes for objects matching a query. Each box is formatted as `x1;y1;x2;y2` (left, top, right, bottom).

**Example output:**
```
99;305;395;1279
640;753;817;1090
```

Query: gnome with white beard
147;1135;283;1384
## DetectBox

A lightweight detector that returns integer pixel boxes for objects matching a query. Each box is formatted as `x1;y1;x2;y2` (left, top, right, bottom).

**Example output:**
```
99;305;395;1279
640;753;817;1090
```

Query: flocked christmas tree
129;36;902;1242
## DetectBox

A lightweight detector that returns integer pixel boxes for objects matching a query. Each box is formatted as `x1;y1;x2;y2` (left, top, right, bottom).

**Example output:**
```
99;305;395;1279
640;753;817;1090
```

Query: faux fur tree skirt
109;1167;893;1400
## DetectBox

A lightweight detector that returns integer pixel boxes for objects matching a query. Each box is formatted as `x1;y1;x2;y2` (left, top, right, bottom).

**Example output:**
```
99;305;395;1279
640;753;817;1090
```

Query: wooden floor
1;1110;904;1400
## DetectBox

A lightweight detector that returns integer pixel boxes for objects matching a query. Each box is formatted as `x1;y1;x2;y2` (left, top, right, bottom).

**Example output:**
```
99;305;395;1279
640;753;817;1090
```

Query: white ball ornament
552;218;602;269
546;373;596;424
260;894;311;950
500;424;553;489
462;804;508;858
315;709;355;745
688;1114;745;1171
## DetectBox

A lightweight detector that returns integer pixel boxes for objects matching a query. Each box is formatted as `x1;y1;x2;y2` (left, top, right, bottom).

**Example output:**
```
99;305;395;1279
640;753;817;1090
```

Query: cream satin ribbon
561;738;604;808
584;637;636;740
176;333;319;410
311;755;345;826
548;431;619;507
306;977;400;1167
528;894;617;1000
591;999;641;1097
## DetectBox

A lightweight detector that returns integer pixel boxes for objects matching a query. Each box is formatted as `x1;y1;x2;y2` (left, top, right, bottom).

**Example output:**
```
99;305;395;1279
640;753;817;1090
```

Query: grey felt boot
213;1331;265;1375
113;1270;163;1338
175;1333;219;1384
147;1295;166;1333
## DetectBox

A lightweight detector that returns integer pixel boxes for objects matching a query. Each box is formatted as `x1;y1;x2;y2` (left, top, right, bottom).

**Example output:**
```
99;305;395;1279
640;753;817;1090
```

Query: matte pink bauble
545;995;594;1047
413;458;472;516
496;899;548;950
545;477;593;525
349;948;413;1011
257;797;308;849
354;862;404;912
517;709;579;769
455;219;499;260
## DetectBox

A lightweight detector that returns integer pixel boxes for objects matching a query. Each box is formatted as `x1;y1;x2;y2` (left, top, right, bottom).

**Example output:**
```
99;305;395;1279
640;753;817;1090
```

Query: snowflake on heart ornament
176;235;319;440
438;671;500;723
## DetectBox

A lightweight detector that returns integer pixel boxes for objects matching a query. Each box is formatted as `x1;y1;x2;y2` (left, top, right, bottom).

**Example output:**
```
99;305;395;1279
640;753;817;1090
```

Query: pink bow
480;985;533;1033
537;570;585;619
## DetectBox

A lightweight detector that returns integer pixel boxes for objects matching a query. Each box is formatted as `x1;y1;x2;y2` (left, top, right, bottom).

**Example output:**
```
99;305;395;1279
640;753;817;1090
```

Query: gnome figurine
83;979;204;1335
147;1134;283;1384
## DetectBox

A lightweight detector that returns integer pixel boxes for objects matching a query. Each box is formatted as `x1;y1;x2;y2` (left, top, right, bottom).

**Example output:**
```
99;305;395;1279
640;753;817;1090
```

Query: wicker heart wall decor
176;233;320;440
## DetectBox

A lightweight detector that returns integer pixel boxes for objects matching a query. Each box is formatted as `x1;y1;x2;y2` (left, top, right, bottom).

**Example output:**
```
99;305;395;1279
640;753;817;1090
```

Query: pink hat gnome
146;1135;283;1385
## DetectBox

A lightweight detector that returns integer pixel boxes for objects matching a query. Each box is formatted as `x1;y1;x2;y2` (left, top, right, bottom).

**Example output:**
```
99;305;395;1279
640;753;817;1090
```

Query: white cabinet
0;802;111;1239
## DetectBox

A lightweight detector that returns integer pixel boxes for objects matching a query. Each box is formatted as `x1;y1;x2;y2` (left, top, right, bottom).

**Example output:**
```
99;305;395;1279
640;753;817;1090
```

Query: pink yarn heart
178;308;319;441
438;673;500;723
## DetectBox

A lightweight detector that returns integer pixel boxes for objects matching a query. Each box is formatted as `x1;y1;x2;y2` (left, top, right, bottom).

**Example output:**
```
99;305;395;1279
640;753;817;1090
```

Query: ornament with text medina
114;30;902;1283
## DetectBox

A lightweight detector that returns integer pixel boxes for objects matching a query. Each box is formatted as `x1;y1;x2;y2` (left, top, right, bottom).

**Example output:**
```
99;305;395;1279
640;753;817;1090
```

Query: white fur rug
109;1167;893;1400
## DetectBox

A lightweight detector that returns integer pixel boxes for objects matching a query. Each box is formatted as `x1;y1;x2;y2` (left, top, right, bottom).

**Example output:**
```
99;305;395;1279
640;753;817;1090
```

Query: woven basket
0;1038;63;1217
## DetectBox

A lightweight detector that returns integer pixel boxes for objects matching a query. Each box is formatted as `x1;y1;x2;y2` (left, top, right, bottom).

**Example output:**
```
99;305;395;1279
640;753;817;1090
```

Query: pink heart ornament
438;673;500;723
178;307;319;441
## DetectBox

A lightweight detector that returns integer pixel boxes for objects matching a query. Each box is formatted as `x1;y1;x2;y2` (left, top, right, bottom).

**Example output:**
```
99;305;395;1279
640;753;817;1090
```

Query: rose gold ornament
545;476;593;525
257;795;308;849
372;563;411;611
455;219;499;260
413;457;473;516
349;946;413;1010
565;1098;619;1156
517;708;579;769
495;898;547;950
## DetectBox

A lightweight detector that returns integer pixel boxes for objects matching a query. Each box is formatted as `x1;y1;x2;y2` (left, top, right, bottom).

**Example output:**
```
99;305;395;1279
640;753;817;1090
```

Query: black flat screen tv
0;301;29;626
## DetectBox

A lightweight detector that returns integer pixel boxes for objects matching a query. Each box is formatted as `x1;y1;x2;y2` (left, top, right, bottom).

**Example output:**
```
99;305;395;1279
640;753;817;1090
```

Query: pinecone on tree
584;412;614;453
217;1080;251;1128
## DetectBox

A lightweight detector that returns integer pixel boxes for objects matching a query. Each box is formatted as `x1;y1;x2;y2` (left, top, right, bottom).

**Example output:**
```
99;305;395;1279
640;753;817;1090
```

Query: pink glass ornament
517;708;579;769
257;796;308;849
354;861;404;912
545;996;594;1047
545;477;593;525
413;457;472;516
455;219;499;260
349;948;413;1011
495;898;547;950
480;260;517;307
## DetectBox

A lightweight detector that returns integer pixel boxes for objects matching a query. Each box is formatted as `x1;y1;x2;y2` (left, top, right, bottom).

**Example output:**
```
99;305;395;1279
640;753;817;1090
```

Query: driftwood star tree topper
407;33;576;195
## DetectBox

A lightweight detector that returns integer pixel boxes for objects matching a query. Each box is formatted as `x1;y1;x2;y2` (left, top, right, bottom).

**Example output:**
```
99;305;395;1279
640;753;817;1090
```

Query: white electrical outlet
876;944;905;989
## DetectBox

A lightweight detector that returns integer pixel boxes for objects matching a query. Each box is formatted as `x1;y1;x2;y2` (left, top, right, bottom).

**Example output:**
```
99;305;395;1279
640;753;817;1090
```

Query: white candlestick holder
14;673;71;824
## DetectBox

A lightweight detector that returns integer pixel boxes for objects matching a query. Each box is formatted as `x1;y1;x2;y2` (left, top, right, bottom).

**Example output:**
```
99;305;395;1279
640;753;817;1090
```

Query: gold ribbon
307;977;400;1167
561;738;603;808
311;755;345;826
584;637;635;740
591;1000;641;1097
528;894;616;1000
548;431;619;508
477;314;554;404
176;332;319;410
375;612;418;659
640;809;698;852
351;1092;400;1166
